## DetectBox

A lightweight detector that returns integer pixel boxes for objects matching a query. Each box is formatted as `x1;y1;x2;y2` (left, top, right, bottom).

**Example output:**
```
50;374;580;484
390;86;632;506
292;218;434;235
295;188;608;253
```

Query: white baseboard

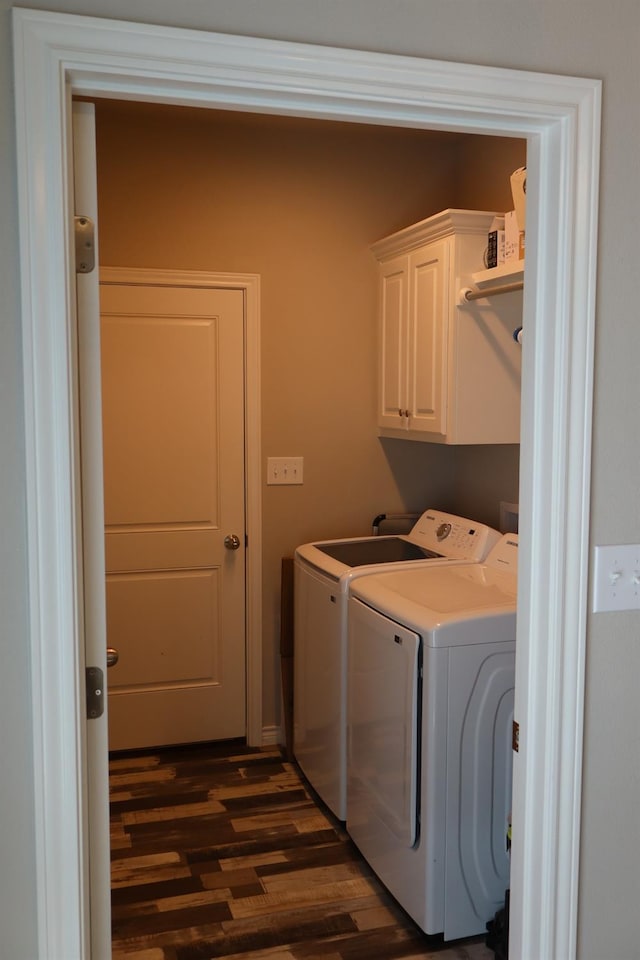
260;724;282;747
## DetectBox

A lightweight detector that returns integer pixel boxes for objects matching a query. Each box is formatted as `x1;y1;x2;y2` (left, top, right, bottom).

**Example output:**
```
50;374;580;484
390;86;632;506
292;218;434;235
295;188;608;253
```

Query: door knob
106;647;119;668
224;534;241;550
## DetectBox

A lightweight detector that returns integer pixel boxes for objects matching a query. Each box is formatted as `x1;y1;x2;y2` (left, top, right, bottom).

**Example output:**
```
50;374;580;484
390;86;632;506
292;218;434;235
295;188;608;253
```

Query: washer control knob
436;522;452;541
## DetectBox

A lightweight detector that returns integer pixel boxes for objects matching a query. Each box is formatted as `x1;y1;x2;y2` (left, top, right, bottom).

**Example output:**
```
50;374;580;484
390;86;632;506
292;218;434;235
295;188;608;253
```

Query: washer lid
310;538;441;566
294;509;502;580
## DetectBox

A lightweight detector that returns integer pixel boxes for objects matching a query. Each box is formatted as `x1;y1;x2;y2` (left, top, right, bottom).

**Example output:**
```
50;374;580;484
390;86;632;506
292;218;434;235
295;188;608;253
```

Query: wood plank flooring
110;742;496;960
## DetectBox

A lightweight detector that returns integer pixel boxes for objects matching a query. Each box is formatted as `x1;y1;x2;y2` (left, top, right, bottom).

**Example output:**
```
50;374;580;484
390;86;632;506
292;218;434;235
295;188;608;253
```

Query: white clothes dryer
347;534;518;941
293;509;500;820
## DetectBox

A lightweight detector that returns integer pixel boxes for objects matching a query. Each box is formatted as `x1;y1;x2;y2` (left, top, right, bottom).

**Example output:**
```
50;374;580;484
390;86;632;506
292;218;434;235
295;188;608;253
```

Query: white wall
2;3;639;959
0;6;36;959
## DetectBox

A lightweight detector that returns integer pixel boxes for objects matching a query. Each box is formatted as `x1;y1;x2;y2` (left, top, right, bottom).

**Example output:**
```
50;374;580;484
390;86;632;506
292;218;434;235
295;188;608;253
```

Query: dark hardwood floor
110;742;495;960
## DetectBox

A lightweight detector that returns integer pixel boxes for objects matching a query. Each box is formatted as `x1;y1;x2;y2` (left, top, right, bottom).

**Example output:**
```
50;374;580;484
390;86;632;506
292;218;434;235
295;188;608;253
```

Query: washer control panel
411;509;501;561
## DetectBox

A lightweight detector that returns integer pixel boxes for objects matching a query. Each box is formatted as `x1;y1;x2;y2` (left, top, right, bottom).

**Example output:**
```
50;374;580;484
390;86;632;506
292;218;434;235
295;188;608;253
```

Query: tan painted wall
94;100;523;728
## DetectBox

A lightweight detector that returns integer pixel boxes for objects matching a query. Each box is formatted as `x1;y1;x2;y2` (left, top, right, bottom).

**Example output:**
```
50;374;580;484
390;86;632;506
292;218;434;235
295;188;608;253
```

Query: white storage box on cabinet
372;209;522;444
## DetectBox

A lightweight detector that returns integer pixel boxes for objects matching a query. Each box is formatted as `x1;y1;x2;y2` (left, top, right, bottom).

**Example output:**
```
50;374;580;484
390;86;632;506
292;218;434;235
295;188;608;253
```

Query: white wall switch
267;456;304;485
593;544;640;612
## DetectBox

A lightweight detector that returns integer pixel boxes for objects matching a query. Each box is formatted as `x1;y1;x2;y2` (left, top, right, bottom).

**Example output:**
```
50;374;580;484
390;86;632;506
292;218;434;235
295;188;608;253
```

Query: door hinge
74;215;96;274
86;665;105;719
512;720;520;752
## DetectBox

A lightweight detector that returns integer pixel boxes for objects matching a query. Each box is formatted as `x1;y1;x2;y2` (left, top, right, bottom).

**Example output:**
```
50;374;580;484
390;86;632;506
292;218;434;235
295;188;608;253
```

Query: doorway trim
99;265;263;747
12;8;600;960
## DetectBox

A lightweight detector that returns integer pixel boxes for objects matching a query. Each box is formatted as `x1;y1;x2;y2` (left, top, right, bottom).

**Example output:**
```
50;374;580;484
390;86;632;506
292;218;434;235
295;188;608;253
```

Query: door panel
106;569;219;684
101;296;220;524
101;281;246;749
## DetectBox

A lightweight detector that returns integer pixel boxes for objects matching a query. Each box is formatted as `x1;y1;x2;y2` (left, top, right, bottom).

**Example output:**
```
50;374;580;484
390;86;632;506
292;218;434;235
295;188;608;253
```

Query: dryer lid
349;535;518;634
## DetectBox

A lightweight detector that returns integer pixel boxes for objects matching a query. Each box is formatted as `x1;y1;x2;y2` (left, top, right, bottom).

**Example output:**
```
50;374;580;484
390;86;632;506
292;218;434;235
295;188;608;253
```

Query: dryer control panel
485;533;519;572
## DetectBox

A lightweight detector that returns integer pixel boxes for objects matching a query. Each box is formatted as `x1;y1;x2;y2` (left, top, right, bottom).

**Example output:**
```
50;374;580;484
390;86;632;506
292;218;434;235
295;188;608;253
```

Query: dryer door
347;598;420;847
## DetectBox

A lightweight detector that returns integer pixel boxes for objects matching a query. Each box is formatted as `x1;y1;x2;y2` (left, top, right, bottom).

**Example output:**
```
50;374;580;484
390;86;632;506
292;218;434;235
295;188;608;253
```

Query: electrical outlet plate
500;501;519;534
267;456;304;485
593;544;640;612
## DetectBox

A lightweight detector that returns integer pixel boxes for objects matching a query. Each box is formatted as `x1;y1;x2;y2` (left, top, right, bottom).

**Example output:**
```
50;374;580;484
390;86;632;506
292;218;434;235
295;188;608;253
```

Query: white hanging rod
458;280;524;304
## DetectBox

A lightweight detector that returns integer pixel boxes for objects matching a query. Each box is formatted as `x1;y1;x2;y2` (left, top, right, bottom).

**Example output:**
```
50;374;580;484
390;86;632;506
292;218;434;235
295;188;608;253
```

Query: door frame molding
11;9;600;960
99;266;262;747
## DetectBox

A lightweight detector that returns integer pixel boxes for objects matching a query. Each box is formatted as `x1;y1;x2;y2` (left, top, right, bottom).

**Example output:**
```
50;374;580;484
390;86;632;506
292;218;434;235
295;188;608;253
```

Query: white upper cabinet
372;209;522;445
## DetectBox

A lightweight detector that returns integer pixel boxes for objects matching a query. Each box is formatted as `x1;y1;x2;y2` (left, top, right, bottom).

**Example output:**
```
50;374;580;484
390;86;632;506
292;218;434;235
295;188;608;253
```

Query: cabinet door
378;254;409;430
407;239;449;437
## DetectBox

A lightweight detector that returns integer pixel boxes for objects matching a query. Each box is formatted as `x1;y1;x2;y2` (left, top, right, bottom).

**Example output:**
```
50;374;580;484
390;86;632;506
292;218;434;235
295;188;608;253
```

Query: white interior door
100;278;247;749
73;99;112;960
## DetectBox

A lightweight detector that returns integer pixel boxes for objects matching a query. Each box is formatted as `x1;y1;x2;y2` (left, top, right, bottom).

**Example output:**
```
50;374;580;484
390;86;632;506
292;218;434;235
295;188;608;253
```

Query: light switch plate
593;544;640;612
267;456;304;485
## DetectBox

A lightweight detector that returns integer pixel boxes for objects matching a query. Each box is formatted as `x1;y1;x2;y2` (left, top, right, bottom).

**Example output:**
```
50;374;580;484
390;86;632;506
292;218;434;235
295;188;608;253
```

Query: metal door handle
224;534;241;550
106;647;119;668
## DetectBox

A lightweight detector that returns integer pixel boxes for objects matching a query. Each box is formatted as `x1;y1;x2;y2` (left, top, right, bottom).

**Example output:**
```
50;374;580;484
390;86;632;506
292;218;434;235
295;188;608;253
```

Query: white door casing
12;10;600;960
101;275;247;749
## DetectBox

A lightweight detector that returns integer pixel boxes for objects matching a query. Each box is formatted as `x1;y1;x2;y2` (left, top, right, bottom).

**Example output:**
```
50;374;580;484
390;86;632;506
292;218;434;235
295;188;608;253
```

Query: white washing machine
347;534;518;941
293;509;501;820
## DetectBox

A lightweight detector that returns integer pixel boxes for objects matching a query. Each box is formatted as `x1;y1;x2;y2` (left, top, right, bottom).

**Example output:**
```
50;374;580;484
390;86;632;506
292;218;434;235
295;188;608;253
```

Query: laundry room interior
93;98;526;739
